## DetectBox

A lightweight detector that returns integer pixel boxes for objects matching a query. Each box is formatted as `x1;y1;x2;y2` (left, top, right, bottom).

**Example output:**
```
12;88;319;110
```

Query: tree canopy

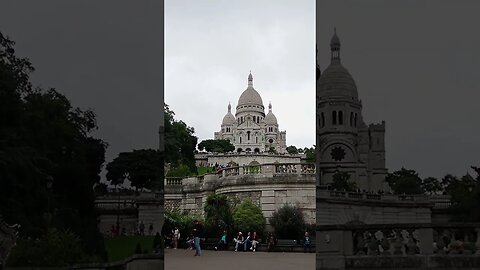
106;149;163;190
232;199;265;238
269;204;306;239
286;145;299;154
331;171;357;192
0;32;106;261
203;193;233;237
164;104;197;174
197;139;234;153
386;168;424;194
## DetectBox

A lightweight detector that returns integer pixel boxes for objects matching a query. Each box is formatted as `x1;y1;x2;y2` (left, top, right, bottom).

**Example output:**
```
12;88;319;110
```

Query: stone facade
316;29;388;192
164;163;316;228
214;73;287;154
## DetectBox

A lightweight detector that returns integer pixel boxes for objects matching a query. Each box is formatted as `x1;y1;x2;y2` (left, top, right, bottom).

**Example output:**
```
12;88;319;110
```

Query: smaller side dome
222;103;236;125
265;102;278;125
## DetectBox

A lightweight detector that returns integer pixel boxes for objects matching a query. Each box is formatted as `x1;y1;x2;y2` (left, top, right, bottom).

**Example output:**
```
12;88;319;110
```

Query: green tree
386;168;424;194
164;104;197;174
446;167;480;222
269;205;306;239
232;199;265;238
0;32;106;261
303;146;316;162
286;145;299;154
203;194;233;237
331;171;357;192
421;176;442;195
197;139;235;153
106;149;163;191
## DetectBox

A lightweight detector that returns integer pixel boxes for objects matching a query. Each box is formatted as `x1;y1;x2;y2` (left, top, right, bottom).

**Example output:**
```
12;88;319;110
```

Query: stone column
417;228;434;254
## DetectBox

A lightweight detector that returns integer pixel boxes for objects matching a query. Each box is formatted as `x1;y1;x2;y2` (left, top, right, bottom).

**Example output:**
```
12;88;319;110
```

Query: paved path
164;248;315;270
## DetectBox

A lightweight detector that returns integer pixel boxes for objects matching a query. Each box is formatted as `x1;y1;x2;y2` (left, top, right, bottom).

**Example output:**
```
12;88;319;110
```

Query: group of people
109;220;155;238
231;231;260;252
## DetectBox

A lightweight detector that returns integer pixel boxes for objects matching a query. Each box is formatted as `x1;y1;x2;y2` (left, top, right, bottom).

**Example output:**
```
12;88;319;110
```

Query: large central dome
318;29;359;100
318;62;358;100
237;73;264;107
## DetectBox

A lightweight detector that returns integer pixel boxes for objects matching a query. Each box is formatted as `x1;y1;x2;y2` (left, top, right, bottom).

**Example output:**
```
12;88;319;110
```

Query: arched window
239;137;242;143
339;111;343;125
354;113;357;127
247;131;251;141
350;112;353;126
253;116;256;122
332;111;337;125
255;137;258;143
321;112;325;128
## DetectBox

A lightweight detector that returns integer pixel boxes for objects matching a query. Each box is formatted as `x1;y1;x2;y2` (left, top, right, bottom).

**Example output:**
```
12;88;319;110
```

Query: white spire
228;102;231;113
269;102;272;112
248;71;253;87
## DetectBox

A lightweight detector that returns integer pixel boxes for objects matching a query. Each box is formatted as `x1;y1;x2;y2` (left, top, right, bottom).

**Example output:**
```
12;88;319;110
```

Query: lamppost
46;176;54;227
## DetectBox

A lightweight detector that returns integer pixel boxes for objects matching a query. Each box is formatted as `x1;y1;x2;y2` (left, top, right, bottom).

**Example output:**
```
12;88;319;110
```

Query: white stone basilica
214;73;287;154
317;29;388;191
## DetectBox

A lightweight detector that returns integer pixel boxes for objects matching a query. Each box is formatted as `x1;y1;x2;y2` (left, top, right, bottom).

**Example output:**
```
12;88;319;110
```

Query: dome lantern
330;27;341;63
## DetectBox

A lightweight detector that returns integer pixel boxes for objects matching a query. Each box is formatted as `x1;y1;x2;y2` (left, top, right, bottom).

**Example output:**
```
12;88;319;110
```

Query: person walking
192;220;204;256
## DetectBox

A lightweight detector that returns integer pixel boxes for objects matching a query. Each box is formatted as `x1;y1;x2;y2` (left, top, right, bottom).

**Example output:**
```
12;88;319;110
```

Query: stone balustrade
317;188;430;203
164;162;316;188
317;223;480;256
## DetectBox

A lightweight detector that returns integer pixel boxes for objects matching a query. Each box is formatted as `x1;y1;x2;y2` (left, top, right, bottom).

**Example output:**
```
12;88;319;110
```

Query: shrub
232;199;265;238
269;204;306;239
7;229;98;267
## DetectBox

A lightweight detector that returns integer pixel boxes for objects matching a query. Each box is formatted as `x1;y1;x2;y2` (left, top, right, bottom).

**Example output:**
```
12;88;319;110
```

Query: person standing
250;231;259;252
303;231;312;253
173;226;180;249
192;220;203;256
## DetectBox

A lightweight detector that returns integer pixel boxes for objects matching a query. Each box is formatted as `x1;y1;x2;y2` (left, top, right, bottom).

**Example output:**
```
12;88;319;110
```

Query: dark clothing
193;223;204;238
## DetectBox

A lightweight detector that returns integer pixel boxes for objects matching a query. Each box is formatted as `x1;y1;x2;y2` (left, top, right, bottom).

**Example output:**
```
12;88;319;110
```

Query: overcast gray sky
165;0;316;150
317;0;480;179
0;0;163;183
1;1;478;181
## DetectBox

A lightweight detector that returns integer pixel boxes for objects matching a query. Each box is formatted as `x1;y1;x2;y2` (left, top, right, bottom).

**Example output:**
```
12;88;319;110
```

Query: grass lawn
197;166;214;175
105;236;155;262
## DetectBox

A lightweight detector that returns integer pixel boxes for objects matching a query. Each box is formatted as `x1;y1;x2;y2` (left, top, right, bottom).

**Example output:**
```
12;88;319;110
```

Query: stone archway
237;148;243;153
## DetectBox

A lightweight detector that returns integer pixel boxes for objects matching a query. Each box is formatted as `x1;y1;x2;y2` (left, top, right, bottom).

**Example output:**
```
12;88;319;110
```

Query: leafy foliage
197;139;234;153
0;32;106;261
232;199;265;238
164;104;197;174
446;167;480;222
331;171;357;192
7;229;98;266
106;149;163;190
286;145;299;154
269;205;306;239
303;146;316;162
386;168;424;194
166;164;192;178
204;194;233;237
163;211;202;243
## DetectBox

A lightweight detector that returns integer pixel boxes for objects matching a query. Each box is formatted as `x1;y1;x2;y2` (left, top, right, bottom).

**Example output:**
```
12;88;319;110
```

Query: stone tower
316;29;387;191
